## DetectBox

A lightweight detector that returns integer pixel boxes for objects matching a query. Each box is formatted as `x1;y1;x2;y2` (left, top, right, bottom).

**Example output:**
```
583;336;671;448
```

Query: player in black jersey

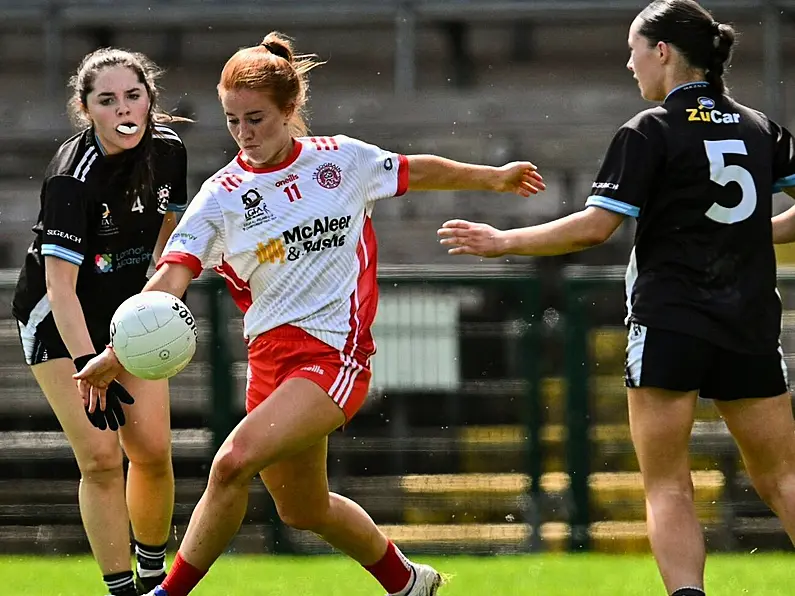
439;1;795;594
11;48;189;596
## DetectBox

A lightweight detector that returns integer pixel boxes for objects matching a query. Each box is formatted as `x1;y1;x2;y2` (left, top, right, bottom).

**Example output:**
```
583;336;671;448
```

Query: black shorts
624;323;789;400
16;313;110;366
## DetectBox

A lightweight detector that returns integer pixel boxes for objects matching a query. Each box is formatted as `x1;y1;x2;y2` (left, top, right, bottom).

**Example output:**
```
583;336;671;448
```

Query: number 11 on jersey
283;183;302;202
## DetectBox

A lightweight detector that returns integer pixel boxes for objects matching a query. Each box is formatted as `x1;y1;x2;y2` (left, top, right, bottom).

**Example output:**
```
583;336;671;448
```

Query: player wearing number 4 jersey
74;31;545;596
439;2;795;595
11;49;189;596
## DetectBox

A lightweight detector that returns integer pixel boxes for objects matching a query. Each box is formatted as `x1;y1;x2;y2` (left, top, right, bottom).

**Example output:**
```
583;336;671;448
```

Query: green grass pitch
1;553;792;595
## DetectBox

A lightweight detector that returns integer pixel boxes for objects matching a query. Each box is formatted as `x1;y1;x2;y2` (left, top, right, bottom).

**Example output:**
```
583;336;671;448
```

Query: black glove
74;353;135;431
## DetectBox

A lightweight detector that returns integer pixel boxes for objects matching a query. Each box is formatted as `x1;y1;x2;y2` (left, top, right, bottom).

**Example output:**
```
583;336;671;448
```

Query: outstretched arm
73;262;195;390
438;206;626;257
407;155;545;196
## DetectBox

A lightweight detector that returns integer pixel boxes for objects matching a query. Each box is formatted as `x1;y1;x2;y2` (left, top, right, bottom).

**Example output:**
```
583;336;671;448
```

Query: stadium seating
1;1;794;556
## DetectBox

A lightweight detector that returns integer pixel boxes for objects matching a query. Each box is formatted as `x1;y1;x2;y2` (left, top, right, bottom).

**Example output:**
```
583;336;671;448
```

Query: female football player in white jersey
74;32;544;596
439;1;795;595
12;49;190;596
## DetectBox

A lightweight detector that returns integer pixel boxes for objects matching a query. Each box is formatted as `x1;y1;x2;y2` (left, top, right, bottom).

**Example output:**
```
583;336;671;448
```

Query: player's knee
644;474;694;501
749;468;795;508
210;444;254;487
125;436;172;474
127;443;172;476
76;443;124;482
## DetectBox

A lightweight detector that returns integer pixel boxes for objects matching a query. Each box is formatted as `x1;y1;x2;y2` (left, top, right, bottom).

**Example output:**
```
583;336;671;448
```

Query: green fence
1;265;792;555
196;264;794;554
559;265;795;554
201;265;550;553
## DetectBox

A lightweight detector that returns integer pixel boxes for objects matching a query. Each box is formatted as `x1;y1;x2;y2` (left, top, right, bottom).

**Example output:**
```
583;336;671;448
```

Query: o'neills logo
275;173;299;188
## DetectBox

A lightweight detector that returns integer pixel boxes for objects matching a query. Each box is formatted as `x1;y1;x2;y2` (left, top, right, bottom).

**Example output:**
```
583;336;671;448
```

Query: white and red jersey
158;135;408;360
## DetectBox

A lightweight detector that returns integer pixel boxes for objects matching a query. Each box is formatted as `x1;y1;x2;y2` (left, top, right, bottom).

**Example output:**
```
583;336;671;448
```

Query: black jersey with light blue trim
12;125;188;329
586;82;795;354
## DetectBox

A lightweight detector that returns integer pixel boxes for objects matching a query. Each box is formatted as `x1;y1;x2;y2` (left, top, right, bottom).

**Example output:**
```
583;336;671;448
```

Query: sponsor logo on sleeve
592;182;620;191
46;229;82;243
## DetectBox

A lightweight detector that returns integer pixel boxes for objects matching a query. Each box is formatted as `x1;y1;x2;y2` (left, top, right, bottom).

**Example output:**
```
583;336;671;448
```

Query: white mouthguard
116;124;139;135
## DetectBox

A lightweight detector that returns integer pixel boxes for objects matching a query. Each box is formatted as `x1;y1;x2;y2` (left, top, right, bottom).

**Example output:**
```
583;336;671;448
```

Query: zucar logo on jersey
686;97;740;124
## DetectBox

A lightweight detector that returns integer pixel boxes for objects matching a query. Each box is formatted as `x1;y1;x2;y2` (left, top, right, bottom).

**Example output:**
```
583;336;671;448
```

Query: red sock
160;552;207;596
364;541;414;594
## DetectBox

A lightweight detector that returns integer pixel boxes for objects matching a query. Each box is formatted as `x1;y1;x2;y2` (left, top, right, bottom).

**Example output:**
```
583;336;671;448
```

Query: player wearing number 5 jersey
74;31;545;596
439;2;795;595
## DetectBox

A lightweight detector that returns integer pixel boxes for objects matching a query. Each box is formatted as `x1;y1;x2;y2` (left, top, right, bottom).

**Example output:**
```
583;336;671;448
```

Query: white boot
392;563;444;596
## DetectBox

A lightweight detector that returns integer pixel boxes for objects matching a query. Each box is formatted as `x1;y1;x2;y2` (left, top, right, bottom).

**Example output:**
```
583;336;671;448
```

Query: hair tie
711;22;721;48
261;41;290;61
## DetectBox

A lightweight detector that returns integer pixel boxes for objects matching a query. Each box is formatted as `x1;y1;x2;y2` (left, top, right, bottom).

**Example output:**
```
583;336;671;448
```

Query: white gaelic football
110;291;198;380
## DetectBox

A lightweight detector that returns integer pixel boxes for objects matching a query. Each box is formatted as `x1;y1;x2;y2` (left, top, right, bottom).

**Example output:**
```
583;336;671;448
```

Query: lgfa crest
98;202;119;237
240;188;275;232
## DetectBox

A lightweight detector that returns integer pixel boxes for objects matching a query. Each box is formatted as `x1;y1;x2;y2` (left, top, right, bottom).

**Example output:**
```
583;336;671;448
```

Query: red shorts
246;325;372;421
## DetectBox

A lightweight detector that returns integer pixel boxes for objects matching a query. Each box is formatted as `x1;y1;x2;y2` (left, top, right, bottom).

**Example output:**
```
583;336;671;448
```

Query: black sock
103;570;138;596
672;588;705;596
134;539;168;589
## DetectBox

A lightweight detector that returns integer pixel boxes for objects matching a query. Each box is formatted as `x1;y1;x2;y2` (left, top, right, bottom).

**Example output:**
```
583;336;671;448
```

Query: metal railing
1;264;794;553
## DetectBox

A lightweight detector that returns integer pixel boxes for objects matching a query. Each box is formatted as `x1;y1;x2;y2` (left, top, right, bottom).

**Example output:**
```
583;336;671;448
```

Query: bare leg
177;378;345;570
628;387;703;593
118;373;174;547
716;394;795;541
32;359;131;573
260;438;388;565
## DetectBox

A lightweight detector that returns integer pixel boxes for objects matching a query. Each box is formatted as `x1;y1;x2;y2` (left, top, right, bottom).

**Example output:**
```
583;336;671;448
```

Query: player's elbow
582;226;612;247
580;207;623;246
